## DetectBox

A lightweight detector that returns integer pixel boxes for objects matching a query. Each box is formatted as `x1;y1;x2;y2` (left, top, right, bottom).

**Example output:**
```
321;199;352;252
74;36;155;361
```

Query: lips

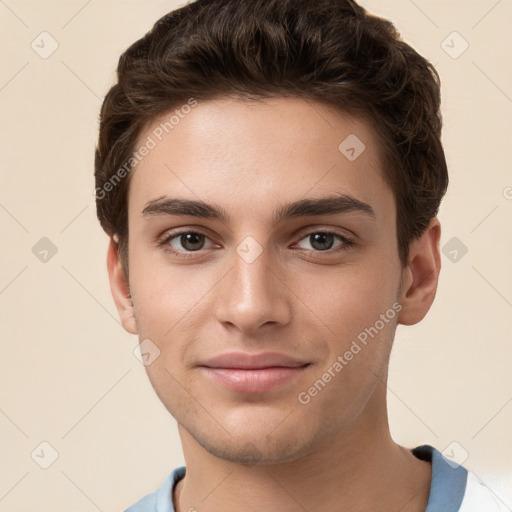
198;352;310;393
200;351;308;369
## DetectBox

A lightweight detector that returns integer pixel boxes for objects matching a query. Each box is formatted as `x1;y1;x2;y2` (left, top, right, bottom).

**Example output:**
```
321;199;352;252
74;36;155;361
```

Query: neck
173;379;431;512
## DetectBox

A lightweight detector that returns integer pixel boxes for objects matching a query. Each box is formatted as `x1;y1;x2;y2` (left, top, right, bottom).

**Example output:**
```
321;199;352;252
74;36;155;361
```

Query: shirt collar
412;444;468;512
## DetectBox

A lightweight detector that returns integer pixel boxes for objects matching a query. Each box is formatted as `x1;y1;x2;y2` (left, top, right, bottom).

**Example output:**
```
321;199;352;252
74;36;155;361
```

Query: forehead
128;97;393;220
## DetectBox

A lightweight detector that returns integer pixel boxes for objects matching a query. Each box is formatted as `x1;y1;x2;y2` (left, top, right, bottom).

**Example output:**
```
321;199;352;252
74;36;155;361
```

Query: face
115;97;410;464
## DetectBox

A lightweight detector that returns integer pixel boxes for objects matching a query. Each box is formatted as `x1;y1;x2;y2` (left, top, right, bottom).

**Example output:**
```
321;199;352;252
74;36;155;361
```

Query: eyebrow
142;194;376;225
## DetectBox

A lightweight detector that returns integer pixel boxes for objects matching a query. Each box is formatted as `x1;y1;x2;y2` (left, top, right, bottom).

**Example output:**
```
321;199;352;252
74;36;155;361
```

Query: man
94;0;507;510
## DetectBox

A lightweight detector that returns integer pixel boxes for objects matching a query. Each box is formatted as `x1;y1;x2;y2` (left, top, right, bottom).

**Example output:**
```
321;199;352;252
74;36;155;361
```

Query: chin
187;418;319;466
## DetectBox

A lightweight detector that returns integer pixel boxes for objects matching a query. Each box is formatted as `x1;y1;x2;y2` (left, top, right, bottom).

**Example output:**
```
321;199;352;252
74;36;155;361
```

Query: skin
108;97;442;512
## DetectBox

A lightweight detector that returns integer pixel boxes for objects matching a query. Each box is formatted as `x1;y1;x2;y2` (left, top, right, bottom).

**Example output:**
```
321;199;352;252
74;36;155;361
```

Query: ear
397;218;441;326
107;237;138;334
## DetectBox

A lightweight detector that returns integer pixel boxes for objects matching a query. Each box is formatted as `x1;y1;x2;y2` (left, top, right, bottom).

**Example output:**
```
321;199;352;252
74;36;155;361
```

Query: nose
214;244;292;334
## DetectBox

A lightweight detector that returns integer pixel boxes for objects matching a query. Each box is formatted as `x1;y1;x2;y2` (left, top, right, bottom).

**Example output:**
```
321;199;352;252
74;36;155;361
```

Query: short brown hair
94;0;448;271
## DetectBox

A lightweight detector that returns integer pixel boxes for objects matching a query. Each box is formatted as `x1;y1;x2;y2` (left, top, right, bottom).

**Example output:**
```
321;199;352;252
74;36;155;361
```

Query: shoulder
411;444;511;512
123;466;186;512
459;471;512;512
124;491;158;512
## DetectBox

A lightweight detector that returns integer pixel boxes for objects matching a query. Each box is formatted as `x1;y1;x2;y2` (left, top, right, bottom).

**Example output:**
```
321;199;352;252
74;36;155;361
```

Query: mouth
198;352;311;393
199;366;310;393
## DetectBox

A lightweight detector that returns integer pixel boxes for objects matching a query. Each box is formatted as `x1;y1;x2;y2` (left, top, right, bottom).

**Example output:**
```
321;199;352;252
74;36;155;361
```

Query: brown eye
296;231;352;252
176;232;206;251
161;231;215;254
309;233;335;251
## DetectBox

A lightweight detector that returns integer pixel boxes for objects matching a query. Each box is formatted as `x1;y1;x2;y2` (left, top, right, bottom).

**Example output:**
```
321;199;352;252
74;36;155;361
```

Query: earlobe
106;238;138;334
397;218;442;326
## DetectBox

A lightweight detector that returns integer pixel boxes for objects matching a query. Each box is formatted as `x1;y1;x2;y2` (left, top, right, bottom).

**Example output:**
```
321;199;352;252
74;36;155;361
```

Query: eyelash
157;229;355;258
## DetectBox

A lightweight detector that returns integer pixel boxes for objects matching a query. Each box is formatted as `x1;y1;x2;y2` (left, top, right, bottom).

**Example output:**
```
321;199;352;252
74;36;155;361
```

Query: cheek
128;252;220;344
292;260;400;341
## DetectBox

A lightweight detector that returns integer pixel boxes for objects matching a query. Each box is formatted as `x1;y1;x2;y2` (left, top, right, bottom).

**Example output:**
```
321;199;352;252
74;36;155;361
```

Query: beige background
1;0;511;510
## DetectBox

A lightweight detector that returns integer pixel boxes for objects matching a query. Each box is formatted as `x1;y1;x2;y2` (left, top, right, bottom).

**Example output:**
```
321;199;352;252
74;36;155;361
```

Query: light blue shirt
124;444;469;512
